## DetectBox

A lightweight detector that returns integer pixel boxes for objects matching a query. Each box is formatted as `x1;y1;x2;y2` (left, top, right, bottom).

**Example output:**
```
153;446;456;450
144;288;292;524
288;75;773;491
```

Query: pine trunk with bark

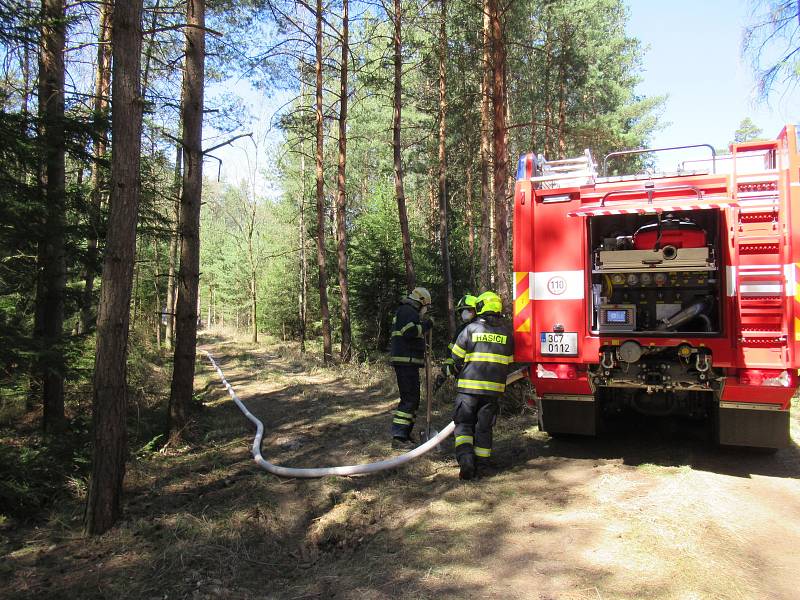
78;0;112;335
299;108;307;353
489;0;510;307
557;23;568;158
314;0;332;364
153;239;162;346
250;270;257;342
392;0;415;292
466;160;475;286
164;144;181;350
168;0;205;438
438;0;455;336
336;0;352;362
38;0;67;433
478;0;492;291
85;0;144;535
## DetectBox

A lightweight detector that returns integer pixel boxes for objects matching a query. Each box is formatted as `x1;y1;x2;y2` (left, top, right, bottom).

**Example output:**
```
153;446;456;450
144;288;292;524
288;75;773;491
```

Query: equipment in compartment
598;304;636;332
597;247;712;271
633;215;707;249
589;211;720;334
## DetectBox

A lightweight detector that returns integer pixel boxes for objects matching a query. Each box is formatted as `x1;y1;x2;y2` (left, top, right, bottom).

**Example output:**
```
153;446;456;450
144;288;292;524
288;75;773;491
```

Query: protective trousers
453;392;498;462
391;365;421;440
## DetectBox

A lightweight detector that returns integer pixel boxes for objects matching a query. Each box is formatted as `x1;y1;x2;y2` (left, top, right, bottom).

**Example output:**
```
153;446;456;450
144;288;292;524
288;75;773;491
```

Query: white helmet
408;287;432;306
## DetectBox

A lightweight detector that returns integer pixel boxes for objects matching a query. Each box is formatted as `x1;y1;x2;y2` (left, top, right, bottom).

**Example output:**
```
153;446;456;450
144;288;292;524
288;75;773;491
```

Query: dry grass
3;334;800;600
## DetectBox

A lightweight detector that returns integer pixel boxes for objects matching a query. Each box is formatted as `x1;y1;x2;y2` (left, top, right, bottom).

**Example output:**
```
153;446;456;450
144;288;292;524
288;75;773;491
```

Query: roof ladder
731;138;787;347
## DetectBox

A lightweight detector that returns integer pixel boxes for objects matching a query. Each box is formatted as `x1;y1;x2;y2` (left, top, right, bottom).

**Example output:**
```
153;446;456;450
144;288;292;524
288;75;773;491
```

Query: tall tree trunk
164;144;181;350
539;9;553;155
38;0;67;433
153;238;162;346
250;271;257;342
140;0;161;91
168;0;205;438
489;0;510;307
438;0;455;337
557;23;568;158
392;0;415;291
466;160;475;286
85;0;144;535
299;97;307;353
78;2;112;335
478;0;492;291
336;0;352;361
21;0;33;118
247;204;258;342
314;0;332;364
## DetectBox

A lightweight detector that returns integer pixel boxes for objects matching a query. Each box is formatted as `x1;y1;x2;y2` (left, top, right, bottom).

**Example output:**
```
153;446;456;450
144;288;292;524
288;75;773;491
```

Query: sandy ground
3;335;800;600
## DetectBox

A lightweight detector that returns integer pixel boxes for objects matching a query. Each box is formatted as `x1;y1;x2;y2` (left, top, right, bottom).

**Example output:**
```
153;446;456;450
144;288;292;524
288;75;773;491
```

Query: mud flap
539;394;597;436
717;402;791;449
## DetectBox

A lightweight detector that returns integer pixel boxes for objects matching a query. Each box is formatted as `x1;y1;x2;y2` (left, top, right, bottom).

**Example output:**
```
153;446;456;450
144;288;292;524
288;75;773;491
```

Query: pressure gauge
654;272;668;286
639;273;653;285
626;273;639;286
611;273;625;285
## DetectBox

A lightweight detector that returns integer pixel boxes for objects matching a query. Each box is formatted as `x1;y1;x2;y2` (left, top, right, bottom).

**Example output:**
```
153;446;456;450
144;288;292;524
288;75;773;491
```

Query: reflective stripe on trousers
452;392;498;460
391;365;420;439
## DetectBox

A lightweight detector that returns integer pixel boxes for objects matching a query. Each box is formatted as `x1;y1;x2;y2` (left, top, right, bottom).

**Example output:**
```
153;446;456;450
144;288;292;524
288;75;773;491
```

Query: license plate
540;332;578;356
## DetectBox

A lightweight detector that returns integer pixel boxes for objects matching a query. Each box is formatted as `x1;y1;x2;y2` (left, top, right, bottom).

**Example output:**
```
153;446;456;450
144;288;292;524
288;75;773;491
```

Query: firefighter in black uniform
436;294;477;390
449;291;514;480
389;287;433;446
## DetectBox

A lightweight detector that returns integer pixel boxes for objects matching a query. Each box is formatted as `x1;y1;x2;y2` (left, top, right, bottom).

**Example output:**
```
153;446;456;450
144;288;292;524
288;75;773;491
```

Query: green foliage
0;430;92;521
734;117;764;143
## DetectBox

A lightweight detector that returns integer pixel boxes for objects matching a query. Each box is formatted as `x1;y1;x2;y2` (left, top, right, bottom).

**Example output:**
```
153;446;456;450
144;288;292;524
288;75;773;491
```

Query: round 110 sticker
546;275;567;296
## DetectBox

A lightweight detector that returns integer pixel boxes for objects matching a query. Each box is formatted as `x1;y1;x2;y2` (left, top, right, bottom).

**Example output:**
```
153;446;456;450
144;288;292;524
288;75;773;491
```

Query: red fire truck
512;124;799;448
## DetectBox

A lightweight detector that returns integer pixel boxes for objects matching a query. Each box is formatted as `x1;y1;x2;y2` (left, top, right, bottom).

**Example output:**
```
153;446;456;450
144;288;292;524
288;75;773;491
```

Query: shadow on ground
3;335;798;600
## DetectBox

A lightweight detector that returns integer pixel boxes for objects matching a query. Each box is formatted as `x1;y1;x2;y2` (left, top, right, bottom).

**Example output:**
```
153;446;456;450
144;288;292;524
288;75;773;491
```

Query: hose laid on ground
204;350;454;478
204;350;528;479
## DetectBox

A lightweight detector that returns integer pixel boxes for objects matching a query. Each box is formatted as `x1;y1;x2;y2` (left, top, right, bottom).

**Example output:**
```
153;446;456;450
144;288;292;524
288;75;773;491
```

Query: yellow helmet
456;294;477;311
408;287;432;306
475;291;502;315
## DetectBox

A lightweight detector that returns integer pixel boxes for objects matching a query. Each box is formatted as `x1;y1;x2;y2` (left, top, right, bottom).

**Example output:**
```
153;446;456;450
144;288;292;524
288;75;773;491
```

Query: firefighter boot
458;453;476;480
392;436;416;450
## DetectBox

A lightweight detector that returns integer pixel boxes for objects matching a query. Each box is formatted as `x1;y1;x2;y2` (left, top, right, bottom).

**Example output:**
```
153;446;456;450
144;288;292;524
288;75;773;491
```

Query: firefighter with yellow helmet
436;294;478;389
389;286;434;446
449;290;514;479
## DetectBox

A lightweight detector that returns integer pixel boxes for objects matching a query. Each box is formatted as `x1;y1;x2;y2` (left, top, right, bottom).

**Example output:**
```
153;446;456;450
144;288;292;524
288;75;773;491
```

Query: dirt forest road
4;334;800;600
189;338;800;600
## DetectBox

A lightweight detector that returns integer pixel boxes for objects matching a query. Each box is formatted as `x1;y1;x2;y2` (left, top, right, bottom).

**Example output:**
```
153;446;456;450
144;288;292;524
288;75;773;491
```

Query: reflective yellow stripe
474;446;492;458
448;341;454;351
399;321;417;334
457;379;505;392
464;352;512;364
451;344;466;358
394;410;414;419
455;435;474;447
391;356;425;365
393;417;413;425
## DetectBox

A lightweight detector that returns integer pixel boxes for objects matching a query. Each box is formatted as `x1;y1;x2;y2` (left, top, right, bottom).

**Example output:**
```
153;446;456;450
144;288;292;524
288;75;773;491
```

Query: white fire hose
204;350;526;478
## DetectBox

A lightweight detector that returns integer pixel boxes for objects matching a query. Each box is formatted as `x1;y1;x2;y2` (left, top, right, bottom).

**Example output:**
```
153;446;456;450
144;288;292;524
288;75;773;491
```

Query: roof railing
530;149;597;188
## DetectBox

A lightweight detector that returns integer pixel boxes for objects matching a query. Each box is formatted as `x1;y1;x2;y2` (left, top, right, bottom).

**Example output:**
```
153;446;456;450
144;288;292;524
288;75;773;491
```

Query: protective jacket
442;319;473;377
389;301;431;366
450;315;514;396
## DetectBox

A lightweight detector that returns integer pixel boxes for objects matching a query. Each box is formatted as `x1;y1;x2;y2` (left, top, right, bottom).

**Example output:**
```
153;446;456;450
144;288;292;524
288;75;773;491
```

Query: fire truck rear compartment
588;209;721;336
